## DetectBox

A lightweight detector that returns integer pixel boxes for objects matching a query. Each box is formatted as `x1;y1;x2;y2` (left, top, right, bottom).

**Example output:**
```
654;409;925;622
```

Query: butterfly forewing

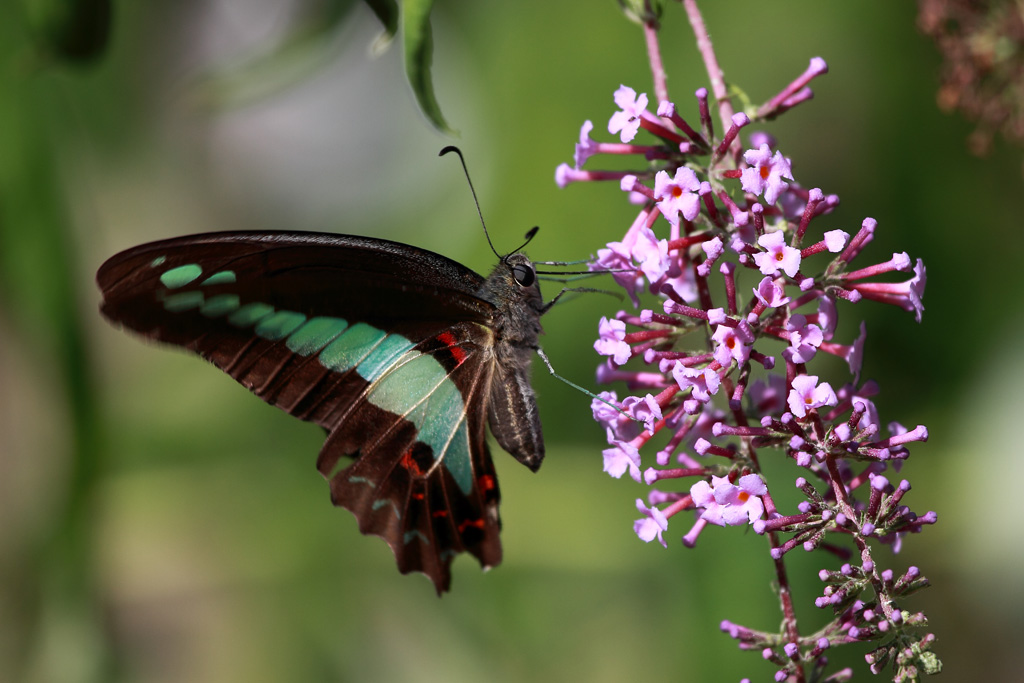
96;231;529;593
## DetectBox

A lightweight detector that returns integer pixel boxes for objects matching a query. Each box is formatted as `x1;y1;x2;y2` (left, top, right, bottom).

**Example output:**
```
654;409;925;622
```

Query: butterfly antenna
510;226;539;255
535;258;593;266
439;146;501;260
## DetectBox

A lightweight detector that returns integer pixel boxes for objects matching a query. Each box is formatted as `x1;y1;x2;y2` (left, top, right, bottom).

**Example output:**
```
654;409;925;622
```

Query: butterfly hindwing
318;323;502;591
96;231;542;593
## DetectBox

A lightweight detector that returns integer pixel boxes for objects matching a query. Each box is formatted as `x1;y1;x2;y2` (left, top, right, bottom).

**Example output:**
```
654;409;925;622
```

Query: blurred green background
0;1;1019;681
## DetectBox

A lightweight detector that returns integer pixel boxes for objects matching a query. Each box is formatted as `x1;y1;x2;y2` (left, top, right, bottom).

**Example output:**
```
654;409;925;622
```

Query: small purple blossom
787;374;838;418
741;143;793;204
753;231;802;278
622;393;663;434
574;120;599;168
594;316;631;365
654;167;701;225
603;440;641;482
608;85;648;143
690;474;767;526
712;323;753;366
632;227;672;284
672;364;721;403
824;229;849;252
592;240;644;306
753;276;791;308
634;499;669;547
591;390;640;443
783;314;823;364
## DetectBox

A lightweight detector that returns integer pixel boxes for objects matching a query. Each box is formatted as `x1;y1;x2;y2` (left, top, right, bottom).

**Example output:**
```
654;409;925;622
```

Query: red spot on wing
400;448;424;477
458;518;485;533
437;331;468;366
431;509;449;518
478;474;496;493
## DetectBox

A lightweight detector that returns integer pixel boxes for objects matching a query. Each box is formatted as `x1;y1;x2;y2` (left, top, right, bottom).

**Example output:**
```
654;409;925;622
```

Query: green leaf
363;0;398;39
23;0;112;63
402;0;453;134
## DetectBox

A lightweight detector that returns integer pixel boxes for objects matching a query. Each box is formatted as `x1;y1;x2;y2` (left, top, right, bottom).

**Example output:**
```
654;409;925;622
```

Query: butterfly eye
512;263;536;287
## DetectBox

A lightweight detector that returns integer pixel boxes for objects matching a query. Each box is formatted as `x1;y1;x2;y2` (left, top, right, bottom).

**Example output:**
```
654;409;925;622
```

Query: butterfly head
476;252;545;346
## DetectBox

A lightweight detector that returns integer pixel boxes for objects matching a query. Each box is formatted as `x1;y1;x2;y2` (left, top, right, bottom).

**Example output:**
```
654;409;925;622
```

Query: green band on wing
157;290;473;493
255;311;307;340
228;302;274;327
286;317;349;355
356;334;416;382
410;379;473;494
160;264;203;289
200;294;240;318
201;270;236;285
163;291;204;312
366;352;474;495
319;322;386;372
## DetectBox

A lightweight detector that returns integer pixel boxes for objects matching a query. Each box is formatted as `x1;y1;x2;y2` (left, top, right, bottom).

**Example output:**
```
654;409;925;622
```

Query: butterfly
96;228;550;594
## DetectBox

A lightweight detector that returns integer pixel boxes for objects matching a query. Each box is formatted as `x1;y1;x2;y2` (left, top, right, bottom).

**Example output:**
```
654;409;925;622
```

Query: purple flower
689;477;726;525
672;364;721;403
608;85;648;143
603;440;641;481
594;392;643;444
661;267;699;304
632;227;672;284
634;499;669;547
691;475;767;527
782;314;823;364
753;231;802;278
712;323;753;366
816;295;838;340
594;317;631;365
592;240;644;306
622;393;663;434
574;120;599;168
753;276;791;308
741;143;793;204
654;167;701;225
845;321;867;376
717;474;768;525
824;229;849;252
787;374;838;418
592;390;623;435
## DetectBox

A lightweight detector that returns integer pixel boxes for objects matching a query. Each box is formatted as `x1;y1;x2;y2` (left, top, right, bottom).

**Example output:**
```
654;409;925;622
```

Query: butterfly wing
97;231;504;592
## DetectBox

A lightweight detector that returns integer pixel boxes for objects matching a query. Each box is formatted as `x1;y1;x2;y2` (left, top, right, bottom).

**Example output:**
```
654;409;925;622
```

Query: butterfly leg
540;286;621;314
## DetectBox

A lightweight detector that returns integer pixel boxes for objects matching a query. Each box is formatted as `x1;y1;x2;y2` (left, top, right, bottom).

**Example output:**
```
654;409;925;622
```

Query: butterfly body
97;231;546;593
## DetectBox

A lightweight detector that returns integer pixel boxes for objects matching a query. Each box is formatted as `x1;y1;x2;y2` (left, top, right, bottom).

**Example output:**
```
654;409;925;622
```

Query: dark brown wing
97;231;505;592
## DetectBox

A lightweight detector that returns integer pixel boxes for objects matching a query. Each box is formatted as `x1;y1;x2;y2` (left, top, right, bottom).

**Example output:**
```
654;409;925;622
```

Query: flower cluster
556;4;939;681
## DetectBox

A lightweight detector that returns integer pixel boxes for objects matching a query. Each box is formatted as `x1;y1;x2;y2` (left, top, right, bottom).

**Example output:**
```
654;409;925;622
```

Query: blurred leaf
363;0;398;42
402;0;452;134
23;0;112;63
